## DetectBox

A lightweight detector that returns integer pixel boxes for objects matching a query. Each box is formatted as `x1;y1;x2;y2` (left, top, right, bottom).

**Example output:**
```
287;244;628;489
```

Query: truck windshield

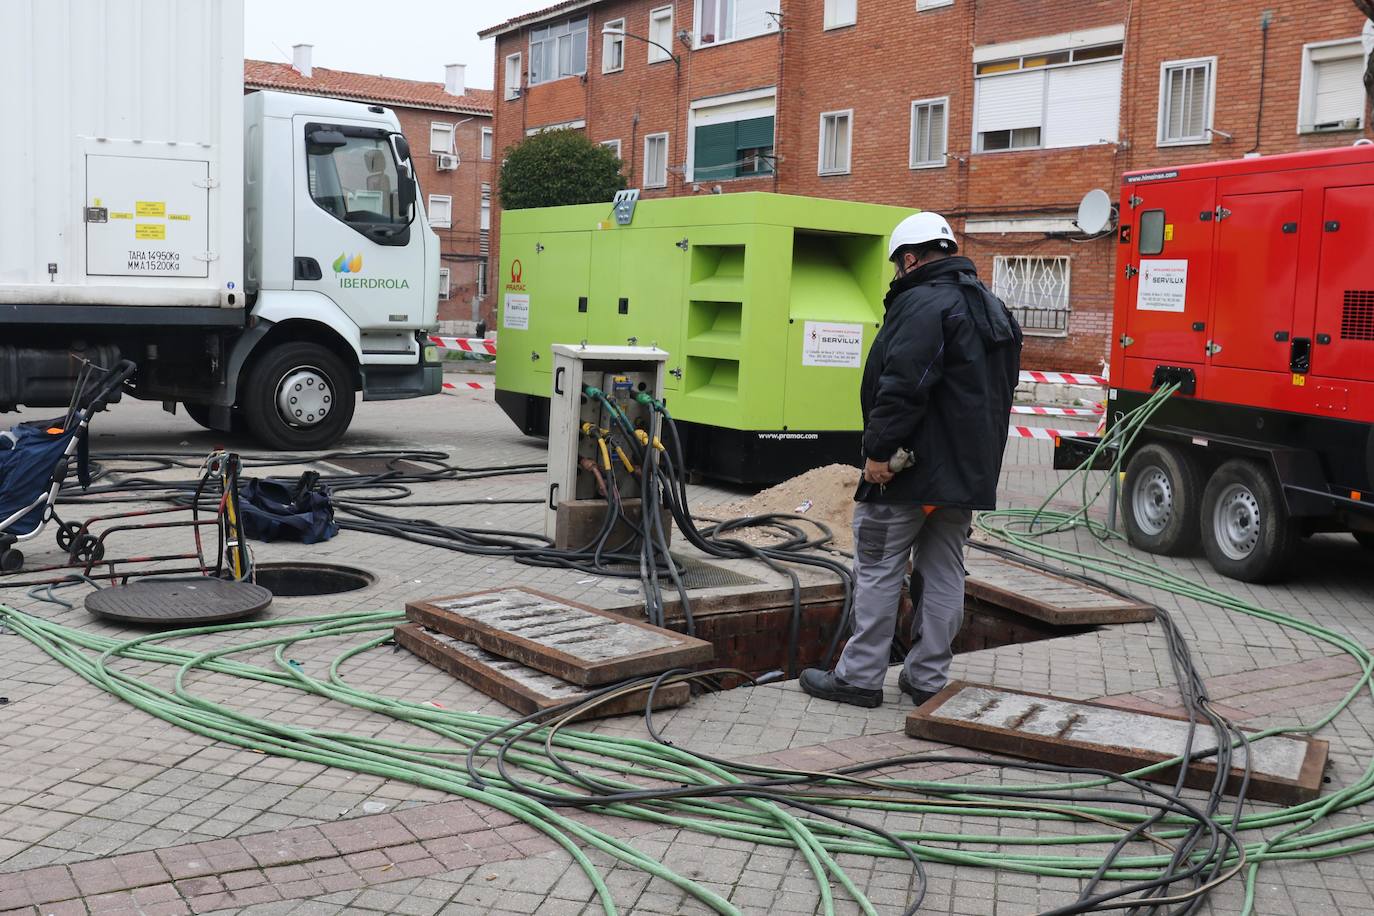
306;129;408;228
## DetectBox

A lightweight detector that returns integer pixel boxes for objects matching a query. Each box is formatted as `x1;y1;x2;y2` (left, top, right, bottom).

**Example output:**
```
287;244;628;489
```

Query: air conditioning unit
436;153;459;171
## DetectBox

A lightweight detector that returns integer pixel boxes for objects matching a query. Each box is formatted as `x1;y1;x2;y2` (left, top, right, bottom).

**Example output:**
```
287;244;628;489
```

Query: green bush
498;129;626;211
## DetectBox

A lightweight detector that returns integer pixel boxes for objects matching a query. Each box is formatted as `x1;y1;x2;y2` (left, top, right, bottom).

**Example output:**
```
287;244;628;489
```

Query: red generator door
1122;178;1216;368
1311;185;1374;383
1208;189;1303;373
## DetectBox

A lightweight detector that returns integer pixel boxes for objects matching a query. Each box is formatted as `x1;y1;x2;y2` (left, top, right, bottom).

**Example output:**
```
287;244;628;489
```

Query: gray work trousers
834;502;972;693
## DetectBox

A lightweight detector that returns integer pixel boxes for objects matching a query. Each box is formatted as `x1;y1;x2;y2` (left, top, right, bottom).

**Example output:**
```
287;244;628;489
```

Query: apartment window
1158;58;1215;145
601;138;622;159
992;255;1071;336
504;53;522;100
603;18;626;73
530;16;587;85
696;0;780;47
690;90;776;181
428;194;452;228
480;183;491;256
644;133;669;188
818;110;852;175
917;0;954;8
649;6;674;62
1299;39;1366;132
477;260;487;298
909;98;948;168
429;122;454;154
438;267;451;300
974;38;1123;152
480;127;493;159
824;0;856;29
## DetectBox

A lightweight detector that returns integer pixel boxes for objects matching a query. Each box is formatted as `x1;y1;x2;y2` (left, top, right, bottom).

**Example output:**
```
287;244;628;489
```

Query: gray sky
244;0;555;90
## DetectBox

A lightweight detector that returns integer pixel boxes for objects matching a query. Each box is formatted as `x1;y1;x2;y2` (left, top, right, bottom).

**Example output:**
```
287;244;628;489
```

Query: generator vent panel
1340;290;1374;341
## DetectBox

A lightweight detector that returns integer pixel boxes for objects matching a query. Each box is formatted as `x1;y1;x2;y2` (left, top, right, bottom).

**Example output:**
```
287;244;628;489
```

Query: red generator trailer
1057;142;1374;583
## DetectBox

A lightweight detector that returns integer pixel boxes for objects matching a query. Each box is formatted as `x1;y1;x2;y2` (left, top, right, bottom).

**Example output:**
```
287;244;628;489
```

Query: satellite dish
1076;188;1115;234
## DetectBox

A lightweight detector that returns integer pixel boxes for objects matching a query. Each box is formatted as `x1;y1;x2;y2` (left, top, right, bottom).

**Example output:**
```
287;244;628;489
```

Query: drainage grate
252;563;374;597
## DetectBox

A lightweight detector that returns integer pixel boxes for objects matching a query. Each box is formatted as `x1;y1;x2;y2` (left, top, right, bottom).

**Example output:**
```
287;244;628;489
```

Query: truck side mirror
392;133;412;165
390;133;417;222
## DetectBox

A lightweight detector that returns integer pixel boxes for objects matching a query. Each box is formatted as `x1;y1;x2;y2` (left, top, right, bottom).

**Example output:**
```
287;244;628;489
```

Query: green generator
494;192;911;484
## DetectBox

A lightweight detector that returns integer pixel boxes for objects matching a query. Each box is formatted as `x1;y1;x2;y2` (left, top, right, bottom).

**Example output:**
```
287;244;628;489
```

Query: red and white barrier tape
1019;370;1107;387
430;336;498;356
1010;404;1103;417
442;380;490;392
1008;425;1095;440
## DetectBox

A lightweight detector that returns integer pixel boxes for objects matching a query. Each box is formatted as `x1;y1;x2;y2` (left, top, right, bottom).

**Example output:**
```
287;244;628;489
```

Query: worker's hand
863;458;894;486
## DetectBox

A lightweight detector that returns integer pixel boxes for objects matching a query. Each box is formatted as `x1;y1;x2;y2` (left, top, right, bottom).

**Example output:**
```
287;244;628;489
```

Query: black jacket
856;256;1023;509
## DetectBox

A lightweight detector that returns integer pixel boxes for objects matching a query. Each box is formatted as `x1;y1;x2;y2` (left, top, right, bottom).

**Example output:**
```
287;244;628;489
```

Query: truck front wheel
242;342;355;451
1201;459;1296;583
1123;442;1202;556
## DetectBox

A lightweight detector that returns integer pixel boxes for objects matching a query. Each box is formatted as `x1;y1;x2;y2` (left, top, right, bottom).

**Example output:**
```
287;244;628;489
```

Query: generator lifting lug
1124;264;1139;279
1205;340;1223;356
1214;205;1232;221
1118;334;1134;348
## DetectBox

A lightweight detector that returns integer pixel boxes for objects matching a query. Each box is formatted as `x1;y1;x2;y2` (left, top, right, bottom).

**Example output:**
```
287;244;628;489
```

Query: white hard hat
888;211;957;260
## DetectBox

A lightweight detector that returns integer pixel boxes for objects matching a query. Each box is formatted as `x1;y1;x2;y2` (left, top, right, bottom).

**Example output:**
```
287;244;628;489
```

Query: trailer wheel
242;342;355;451
1123;442;1202;556
1201;459;1296;583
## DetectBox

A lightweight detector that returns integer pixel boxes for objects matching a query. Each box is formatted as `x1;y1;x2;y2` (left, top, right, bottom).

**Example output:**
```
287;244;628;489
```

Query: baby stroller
0;360;136;572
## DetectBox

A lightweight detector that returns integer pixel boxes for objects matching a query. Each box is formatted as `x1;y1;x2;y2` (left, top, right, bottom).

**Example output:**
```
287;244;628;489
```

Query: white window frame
1157;57;1217;147
480;126;493;160
818;109;853;175
823;0;856;30
603;17;626;73
601;138;623;158
694;0;781;49
686;87;777;182
429;122;454;155
428;194;452;229
649;6;674;62
1298;38;1367;133
909;97;949;169
917;0;954;9
992;255;1072;338
643;132;669;188
504;52;522;100
529;16;588;86
437;267;451;300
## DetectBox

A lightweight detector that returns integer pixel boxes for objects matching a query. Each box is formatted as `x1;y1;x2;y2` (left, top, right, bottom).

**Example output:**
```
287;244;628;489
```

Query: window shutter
734;116;775;150
1044;60;1121;148
1313;55;1364;125
975;70;1045;135
694;122;737;180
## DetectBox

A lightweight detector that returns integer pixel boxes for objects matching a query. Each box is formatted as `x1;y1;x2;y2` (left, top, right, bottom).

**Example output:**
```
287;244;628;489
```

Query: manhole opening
253;563;375;597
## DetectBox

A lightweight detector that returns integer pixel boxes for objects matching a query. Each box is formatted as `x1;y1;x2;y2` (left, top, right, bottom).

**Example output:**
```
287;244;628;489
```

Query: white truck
0;0;442;450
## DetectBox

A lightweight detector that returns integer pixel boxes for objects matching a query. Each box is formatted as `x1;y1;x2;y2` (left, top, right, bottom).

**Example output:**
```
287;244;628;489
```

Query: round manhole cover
251;563;374;597
86;578;273;626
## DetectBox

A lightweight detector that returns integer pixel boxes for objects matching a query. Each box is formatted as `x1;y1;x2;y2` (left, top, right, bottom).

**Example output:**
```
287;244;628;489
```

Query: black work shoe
897;670;940;707
799;668;883;708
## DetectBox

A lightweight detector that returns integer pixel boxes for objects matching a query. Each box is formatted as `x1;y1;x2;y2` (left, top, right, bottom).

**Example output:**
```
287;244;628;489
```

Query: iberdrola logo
332;253;363;273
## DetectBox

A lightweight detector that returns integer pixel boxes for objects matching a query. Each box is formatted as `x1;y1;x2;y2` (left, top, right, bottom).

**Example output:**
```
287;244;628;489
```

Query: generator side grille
1340;291;1374;341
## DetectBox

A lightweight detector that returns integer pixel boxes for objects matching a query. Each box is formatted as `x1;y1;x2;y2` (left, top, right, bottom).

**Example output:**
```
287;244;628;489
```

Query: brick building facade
245;52;496;324
481;1;1372;371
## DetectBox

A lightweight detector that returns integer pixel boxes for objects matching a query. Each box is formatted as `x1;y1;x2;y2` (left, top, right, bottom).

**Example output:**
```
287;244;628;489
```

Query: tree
498;129;626;211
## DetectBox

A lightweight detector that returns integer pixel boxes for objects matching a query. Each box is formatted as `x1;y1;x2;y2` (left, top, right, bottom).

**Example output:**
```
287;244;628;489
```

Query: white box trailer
0;0;243;307
0;0;442;450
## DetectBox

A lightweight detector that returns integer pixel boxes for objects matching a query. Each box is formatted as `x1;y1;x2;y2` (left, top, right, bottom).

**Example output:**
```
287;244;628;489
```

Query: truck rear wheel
1123;442;1202;556
242;342;354;451
1201;459;1296;583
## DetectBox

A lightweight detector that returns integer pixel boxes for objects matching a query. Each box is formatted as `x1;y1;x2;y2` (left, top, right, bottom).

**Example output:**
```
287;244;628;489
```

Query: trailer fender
218;290;362;407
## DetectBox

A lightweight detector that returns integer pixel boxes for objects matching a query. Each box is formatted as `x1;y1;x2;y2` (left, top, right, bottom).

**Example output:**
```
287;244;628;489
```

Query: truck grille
1341;291;1374;341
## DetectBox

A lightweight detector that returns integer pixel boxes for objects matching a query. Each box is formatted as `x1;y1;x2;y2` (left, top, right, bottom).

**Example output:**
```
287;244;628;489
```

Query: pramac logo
506;258;527;292
332;252;410;290
332;253;363;273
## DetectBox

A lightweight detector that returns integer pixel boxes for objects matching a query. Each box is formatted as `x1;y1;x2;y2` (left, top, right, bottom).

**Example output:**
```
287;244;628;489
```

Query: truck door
1122;178;1216;369
86;155;210;279
292;118;425;331
1310;185;1374;383
1207;189;1303;374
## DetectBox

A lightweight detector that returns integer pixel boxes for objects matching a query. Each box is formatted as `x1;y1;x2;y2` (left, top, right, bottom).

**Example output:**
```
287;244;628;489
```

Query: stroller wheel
0;547;22;574
71;534;105;565
56;523;81;552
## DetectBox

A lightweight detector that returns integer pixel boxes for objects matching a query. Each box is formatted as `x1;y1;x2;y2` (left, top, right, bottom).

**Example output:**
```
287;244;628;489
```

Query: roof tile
243;61;493;115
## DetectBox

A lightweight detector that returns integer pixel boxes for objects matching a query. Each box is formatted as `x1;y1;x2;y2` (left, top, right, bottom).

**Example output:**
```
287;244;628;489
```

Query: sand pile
706;463;861;551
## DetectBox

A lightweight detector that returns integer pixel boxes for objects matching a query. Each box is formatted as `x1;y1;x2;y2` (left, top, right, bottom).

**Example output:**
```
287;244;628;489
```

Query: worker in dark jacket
801;212;1022;708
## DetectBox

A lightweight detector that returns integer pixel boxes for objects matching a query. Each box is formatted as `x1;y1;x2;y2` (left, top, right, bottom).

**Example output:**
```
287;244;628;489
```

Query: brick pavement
3;386;1374;913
